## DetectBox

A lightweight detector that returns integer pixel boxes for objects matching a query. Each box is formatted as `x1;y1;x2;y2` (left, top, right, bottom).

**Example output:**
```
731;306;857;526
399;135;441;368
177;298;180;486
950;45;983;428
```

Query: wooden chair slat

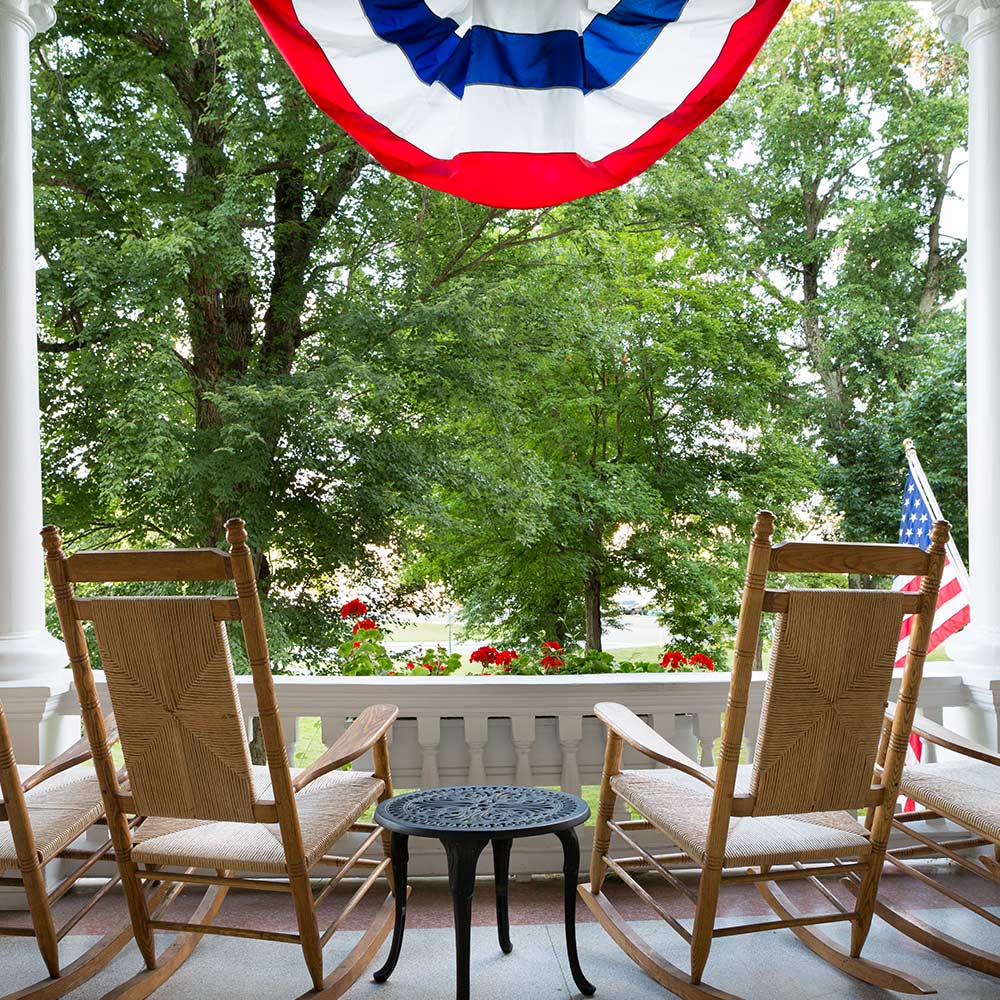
768;541;928;576
66;549;232;582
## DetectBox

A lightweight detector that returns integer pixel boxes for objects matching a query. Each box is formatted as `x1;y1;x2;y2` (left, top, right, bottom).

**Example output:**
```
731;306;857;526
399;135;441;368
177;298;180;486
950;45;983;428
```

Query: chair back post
40;527;131;854
41;525;158;966
868;520;949;852
225;518;324;984
706;511;775;854
844;518;949;957
0;699;32;853
224;520;308;867
0;696;63;972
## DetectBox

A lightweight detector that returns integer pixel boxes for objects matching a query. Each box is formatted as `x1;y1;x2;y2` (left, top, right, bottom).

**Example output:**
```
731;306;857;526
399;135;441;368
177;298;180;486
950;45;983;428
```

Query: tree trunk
918;148;953;321
799;179;846;432
583;523;603;652
584;562;602;652
541;599;568;647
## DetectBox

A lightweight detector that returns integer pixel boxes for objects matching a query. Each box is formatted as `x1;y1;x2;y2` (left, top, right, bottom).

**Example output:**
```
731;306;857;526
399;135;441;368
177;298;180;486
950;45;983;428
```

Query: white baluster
652;713;677;769
418;716;441;788
694;711;721;767
672;714;700;761
919;706;943;764
464;716;489;784
558;714;583;797
511;716;535;786
284;716;299;767
321;715;347;750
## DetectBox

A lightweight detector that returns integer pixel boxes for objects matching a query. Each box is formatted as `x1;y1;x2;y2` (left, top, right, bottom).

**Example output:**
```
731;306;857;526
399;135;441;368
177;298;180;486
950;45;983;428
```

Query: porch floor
1;867;998;998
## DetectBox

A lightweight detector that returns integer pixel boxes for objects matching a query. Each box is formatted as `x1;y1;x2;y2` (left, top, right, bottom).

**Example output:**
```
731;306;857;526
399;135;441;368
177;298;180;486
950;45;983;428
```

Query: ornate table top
375;785;590;840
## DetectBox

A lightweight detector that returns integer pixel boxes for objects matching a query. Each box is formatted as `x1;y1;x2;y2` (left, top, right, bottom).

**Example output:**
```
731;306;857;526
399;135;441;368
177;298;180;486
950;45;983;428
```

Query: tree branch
253;140;353;176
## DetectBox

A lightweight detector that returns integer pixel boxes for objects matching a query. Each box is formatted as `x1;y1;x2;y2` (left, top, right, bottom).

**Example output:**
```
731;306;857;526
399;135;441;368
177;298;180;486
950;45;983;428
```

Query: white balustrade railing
15;663;978;877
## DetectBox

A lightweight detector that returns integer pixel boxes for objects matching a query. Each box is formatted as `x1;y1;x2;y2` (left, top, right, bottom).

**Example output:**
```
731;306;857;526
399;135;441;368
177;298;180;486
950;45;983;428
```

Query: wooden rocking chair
849;705;1000;978
580;509;950;1000
41;518;400;1000
0;699;163;1000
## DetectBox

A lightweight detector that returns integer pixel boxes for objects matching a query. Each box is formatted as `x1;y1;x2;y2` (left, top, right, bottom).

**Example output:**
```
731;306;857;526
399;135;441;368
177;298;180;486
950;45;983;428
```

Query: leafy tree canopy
32;0;968;668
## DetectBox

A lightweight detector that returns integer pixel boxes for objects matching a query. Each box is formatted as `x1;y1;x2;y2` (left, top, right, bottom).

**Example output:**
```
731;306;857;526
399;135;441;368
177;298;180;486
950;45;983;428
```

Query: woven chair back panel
748;589;906;816
89;597;257;823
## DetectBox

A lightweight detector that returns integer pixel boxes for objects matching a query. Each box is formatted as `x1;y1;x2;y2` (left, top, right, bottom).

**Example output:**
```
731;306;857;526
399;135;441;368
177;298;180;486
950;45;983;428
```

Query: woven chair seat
0;764;104;869
612;765;871;868
132;766;383;874
901;761;1000;843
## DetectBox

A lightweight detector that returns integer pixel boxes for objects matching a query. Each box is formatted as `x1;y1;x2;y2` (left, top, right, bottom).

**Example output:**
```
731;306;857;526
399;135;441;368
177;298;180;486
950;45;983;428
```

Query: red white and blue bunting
250;0;789;208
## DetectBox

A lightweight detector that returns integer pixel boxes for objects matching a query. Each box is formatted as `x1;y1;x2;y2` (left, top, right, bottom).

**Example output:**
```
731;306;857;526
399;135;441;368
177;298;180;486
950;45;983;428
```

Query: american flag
893;466;970;792
893;469;970;669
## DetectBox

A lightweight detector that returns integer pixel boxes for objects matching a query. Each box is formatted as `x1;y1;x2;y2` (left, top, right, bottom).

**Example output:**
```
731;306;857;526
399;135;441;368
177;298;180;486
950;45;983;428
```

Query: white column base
0;630;68;684
0;673;76;762
945;623;1000;672
953;663;1000;751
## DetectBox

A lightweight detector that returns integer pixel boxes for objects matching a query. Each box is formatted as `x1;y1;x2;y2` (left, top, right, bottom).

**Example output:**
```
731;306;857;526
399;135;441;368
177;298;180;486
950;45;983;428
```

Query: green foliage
331;626;394;677
643;0;968;547
32;1;968;671
401;647;465;677
399;212;814;660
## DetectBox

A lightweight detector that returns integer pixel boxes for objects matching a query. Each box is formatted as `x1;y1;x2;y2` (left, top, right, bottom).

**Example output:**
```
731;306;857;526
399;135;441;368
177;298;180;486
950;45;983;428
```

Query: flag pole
903;438;971;594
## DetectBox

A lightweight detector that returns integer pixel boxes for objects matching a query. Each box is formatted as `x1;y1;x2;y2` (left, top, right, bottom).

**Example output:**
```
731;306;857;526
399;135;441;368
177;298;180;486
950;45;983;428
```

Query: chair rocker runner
849;705;1000;979
42;518;401;1000
579;510;950;1000
0;701;163;1000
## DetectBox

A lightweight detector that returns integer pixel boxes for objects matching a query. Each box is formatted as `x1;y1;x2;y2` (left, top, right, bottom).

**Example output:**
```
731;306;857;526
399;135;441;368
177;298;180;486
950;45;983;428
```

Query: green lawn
603;645;662;662
385;622;458;644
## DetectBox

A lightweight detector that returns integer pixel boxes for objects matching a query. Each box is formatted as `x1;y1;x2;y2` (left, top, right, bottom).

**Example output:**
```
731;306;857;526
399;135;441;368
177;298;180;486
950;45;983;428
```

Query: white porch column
0;0;66;688
935;0;1000;675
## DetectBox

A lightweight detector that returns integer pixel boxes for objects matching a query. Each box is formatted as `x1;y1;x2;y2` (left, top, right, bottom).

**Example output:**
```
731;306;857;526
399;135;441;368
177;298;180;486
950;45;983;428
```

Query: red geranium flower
352;641;361;648
470;645;499;664
340;598;368;619
352;617;378;634
542;641;563;651
689;653;715;671
495;649;519;667
406;661;416;670
540;655;564;671
660;651;687;670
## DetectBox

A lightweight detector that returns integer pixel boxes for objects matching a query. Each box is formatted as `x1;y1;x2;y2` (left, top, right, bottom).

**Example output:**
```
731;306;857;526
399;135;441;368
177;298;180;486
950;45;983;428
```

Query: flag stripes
249;0;791;207
891;461;969;809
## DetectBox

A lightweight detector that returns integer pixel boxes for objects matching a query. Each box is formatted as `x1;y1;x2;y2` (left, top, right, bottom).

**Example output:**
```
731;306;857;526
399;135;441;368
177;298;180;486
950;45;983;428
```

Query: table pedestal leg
374;832;409;983
492;838;513;954
557;828;596;996
443;838;488;1000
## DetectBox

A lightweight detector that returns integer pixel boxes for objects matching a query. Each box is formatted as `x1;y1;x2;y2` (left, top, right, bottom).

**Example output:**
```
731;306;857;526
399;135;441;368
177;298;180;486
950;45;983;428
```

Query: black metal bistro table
373;785;595;1000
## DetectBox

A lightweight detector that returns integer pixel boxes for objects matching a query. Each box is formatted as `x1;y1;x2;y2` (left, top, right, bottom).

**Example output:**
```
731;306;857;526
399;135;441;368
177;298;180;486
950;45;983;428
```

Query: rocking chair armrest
885;702;1000;767
594;702;713;786
21;712;118;793
291;704;399;793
